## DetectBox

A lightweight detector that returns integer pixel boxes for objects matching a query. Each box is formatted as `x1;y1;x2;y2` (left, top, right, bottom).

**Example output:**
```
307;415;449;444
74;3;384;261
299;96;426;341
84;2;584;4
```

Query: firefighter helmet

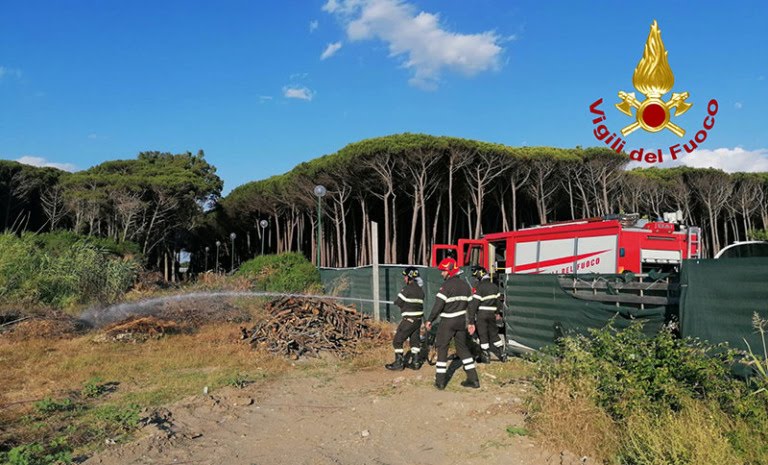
402;266;420;279
471;265;488;279
437;257;459;276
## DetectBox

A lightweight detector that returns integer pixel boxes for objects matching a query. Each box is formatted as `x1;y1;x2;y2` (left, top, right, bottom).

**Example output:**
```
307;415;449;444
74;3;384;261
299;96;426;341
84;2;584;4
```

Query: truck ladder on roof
688;226;701;259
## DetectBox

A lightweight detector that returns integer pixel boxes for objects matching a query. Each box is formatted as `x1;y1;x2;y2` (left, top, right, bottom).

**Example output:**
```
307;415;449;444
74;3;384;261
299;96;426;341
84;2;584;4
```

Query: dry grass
619;400;740;465
193;272;253;291
527;376;619;462
0;323;293;412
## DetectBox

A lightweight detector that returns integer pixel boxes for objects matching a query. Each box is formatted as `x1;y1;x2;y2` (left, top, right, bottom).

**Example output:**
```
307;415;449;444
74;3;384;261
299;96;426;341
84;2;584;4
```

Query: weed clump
236;252;321;293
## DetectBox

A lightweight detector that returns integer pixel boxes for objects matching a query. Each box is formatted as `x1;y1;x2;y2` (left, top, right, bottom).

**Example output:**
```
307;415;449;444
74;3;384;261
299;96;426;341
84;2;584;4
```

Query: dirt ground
83;363;586;465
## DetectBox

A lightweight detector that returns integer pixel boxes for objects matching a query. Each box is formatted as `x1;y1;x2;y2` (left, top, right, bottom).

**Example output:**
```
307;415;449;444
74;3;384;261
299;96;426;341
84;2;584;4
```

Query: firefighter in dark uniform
385;267;425;371
425;258;480;389
469;266;508;363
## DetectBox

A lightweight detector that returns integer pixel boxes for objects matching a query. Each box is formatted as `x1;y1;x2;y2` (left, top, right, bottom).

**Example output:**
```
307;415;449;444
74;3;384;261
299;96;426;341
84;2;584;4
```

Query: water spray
79;291;394;328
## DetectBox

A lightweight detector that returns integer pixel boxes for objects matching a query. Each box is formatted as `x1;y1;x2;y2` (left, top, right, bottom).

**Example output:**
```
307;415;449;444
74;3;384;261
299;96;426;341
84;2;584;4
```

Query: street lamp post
215;241;221;273
230;232;237;271
259;219;269;255
313;185;327;267
204;246;210;272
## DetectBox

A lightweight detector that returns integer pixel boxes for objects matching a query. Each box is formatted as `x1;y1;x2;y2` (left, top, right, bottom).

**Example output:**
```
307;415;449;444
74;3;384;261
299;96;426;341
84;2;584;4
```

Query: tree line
3;134;768;273
0;151;222;275
221;134;768;267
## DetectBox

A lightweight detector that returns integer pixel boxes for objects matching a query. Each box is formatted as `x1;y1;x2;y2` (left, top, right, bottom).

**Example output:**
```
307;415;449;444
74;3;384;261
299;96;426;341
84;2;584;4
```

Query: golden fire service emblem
588;20;719;165
615;20;691;137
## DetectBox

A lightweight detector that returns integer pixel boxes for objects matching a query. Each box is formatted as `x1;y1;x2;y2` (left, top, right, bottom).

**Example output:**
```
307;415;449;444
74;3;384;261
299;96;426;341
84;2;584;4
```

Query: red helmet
437;257;459;276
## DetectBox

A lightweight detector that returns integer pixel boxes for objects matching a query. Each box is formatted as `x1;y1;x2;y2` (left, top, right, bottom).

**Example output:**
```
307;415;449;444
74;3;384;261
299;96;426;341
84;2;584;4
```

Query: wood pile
248;297;385;359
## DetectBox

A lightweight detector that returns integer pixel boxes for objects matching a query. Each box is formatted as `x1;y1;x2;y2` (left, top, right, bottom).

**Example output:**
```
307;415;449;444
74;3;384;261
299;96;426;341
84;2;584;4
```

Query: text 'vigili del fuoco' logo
589;20;719;164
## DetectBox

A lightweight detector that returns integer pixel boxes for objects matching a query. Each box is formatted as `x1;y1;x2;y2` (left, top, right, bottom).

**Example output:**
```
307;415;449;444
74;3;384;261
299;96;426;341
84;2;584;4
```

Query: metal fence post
371;221;380;322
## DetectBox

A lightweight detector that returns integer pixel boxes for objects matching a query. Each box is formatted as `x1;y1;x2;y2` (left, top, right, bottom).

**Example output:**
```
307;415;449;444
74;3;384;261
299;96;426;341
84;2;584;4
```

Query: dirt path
84;365;580;465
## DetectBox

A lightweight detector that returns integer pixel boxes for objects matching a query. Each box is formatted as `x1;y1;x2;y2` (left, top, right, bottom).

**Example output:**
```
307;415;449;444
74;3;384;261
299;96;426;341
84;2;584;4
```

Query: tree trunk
333;203;343;267
164;250;169;282
566;178;575;220
500;195;509;232
448;157;454;243
707;205;719;254
341;202;349;267
391;195;398;263
383;192;390;265
431;197;442;264
419;183;429;265
359;198;368;265
407;187;420;264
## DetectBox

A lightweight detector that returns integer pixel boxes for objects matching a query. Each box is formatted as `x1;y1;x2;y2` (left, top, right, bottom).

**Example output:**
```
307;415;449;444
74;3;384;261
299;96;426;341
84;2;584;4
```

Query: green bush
533;323;741;420
236;252;320;293
529;323;768;464
0;233;139;308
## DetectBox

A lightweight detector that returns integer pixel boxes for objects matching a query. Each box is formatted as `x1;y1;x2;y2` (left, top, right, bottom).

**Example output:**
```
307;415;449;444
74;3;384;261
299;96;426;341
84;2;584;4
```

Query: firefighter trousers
392;317;421;357
434;316;478;384
477;311;505;358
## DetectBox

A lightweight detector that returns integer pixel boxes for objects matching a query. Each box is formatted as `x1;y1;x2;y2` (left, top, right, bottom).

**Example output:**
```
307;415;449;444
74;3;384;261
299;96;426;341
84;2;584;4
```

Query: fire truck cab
431;214;700;276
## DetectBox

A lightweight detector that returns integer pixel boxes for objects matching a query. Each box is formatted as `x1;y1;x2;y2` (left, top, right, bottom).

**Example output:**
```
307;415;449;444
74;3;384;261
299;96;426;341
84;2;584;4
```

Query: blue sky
1;0;766;193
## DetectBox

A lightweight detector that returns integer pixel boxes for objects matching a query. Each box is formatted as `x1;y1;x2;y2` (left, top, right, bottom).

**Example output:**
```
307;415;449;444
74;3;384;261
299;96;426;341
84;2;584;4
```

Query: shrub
528;322;768;464
0;233;138;308
533;323;741;420
236;252;320;293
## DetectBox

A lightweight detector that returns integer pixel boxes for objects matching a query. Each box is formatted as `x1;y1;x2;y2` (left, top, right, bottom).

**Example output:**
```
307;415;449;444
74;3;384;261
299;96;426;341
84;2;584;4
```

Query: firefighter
385;266;425;371
425;258;480;389
469;266;508;364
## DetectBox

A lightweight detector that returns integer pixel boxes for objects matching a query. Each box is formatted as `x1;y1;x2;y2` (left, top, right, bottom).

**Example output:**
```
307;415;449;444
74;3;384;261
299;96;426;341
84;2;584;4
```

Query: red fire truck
431;214;701;275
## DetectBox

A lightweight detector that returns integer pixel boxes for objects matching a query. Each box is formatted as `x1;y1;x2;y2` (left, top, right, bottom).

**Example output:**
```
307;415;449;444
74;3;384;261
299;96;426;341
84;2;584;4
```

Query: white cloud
259;95;273;102
87;133;99;140
679;147;768;172
322;0;341;13
16;156;77;172
282;85;315;101
321;41;343;60
322;0;503;89
310;20;319;32
632;147;768;173
734;102;743;109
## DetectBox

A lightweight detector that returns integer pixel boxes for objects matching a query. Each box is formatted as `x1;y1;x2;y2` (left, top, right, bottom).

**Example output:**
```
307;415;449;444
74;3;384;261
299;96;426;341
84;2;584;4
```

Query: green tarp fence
503;274;668;352
319;265;447;321
679;258;768;358
320;259;768;356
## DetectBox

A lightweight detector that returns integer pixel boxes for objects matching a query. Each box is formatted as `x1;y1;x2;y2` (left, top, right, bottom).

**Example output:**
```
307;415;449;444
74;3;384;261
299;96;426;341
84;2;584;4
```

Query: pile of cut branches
248;297;385;359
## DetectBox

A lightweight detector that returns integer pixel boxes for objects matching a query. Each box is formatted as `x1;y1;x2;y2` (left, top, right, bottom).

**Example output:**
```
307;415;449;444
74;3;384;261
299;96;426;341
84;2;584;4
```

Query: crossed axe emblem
615;91;692;137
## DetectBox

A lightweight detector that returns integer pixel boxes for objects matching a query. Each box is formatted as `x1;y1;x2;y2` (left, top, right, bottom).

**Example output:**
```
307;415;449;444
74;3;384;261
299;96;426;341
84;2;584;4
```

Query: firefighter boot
409;353;424;370
385;354;405;371
494;347;508;363
479;350;491;364
435;373;447;390
461;369;481;389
